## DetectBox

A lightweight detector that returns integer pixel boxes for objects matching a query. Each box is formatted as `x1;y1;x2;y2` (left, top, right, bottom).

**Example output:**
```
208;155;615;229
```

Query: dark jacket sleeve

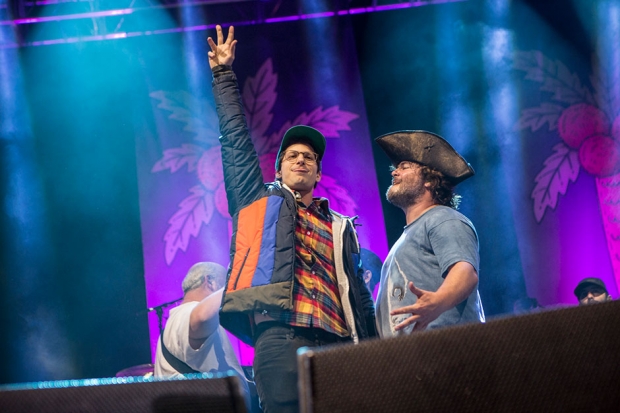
342;219;377;339
211;65;266;215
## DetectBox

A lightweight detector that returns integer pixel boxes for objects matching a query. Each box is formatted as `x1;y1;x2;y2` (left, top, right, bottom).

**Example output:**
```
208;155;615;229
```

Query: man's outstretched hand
207;25;237;69
390;262;478;332
390;281;446;332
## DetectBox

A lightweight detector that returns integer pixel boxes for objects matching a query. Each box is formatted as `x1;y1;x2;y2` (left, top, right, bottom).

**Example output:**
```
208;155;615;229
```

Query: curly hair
419;165;462;209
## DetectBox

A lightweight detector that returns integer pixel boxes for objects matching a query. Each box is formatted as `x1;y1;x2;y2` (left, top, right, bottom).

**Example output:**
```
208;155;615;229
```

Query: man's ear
316;171;321;182
205;276;217;292
276;170;282;179
363;270;372;284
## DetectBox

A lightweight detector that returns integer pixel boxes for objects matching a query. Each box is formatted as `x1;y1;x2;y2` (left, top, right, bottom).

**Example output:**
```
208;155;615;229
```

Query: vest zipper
233;248;251;291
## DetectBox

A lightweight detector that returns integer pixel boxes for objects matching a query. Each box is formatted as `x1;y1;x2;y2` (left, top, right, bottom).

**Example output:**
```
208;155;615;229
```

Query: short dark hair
276;136;322;174
420;165;462;209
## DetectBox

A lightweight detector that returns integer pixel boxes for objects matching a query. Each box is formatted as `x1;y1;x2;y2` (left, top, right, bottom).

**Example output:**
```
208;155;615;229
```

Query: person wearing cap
374;131;485;337
574;277;613;305
361;248;383;300
154;262;249;399
207;25;376;413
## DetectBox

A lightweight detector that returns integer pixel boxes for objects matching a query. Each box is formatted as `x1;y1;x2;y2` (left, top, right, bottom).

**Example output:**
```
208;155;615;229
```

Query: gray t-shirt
376;206;485;338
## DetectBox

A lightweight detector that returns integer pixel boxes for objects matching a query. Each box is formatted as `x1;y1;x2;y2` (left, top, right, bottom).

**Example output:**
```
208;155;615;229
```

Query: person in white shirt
154;262;249;400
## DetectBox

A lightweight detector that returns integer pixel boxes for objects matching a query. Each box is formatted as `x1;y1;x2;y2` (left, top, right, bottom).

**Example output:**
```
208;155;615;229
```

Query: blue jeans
253;322;350;413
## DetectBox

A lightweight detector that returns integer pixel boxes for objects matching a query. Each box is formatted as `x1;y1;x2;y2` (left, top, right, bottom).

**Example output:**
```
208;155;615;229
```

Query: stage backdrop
4;0;620;384
355;0;620;314
133;19;388;363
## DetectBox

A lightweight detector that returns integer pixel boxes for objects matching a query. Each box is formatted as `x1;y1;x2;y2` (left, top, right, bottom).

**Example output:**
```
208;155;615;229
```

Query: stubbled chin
286;177;314;190
386;187;395;201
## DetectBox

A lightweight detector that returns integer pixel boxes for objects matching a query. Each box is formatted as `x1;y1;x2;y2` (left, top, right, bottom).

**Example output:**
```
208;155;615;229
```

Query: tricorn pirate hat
375;130;475;185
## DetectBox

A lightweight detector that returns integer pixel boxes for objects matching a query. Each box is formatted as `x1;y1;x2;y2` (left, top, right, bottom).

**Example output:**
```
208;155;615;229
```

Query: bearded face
386;162;427;209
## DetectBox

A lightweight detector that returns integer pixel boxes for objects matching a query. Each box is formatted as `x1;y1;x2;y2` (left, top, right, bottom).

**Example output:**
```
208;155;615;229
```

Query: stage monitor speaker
298;300;620;413
0;372;247;413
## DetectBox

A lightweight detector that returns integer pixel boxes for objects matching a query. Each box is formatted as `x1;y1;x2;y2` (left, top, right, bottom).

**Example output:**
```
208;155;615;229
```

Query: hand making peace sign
207;25;237;69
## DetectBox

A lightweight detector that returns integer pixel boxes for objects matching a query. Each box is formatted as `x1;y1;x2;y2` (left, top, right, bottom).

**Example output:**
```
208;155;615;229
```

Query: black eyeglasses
283;150;319;164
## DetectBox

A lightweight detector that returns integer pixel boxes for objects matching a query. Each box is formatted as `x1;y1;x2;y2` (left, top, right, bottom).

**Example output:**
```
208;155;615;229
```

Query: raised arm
207;25;237;69
210;24;266;214
188;287;225;349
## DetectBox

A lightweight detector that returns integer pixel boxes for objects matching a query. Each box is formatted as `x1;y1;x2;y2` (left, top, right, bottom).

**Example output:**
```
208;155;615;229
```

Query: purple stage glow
2;0;467;48
25;0;106;5
13;8;133;24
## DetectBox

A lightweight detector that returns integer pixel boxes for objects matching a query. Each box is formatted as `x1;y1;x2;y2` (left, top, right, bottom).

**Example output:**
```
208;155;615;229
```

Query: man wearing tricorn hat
207;25;376;413
375;131;485;337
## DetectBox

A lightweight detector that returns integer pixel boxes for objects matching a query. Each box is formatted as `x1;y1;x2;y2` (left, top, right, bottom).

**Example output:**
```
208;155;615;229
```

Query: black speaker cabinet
298;300;620;413
0;372;247;413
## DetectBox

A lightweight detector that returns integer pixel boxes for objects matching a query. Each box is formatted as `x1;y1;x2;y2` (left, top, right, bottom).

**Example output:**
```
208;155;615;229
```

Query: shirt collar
282;182;330;213
297;197;331;216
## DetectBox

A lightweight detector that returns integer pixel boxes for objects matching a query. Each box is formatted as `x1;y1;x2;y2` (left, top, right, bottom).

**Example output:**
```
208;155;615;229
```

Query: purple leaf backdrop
3;0;620;384
356;1;620;314
133;3;620;364
513;48;620;303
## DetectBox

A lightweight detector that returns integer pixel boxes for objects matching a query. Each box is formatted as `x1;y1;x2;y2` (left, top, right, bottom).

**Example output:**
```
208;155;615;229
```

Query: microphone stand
148;297;182;335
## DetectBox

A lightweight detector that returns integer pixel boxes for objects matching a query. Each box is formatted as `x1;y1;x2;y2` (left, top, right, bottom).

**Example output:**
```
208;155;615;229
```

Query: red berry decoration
197;147;224;190
214;183;231;219
558;103;610;148
578;134;620;177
